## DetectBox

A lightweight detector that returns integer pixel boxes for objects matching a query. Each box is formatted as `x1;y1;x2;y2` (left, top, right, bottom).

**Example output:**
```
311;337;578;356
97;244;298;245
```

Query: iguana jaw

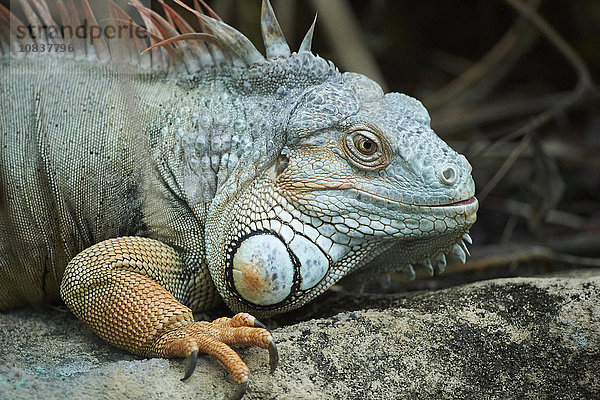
205;167;477;317
290;186;478;239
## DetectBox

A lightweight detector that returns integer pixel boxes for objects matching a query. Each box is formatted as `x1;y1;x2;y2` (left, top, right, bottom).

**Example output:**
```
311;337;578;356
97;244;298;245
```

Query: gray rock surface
1;271;599;400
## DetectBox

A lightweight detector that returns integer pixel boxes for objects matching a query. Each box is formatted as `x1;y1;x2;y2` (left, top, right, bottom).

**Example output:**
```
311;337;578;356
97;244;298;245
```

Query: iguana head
196;1;477;316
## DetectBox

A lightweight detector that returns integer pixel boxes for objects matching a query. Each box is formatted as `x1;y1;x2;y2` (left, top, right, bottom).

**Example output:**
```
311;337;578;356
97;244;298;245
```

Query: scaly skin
0;0;477;398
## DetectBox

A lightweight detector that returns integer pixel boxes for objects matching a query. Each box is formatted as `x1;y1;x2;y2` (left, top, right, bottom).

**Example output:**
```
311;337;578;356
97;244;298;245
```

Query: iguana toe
153;313;275;398
210;312;278;372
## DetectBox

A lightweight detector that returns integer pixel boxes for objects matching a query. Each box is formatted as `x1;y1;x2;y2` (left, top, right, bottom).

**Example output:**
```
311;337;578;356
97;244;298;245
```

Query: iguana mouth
346;186;478;209
433;196;477;207
308;187;477;211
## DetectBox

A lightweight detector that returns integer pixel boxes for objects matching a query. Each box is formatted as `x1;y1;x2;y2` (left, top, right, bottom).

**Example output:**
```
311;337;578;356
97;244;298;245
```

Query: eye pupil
354;135;377;154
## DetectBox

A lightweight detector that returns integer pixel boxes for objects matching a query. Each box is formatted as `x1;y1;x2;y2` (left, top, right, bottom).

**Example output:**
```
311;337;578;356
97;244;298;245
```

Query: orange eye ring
341;128;392;171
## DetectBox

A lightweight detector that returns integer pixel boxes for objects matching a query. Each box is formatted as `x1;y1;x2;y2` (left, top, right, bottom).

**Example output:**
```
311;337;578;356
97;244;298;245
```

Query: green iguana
0;0;478;398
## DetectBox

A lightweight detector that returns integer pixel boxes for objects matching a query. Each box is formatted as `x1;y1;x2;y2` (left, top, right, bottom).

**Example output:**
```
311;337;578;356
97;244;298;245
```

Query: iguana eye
342;129;392;171
354;135;377;155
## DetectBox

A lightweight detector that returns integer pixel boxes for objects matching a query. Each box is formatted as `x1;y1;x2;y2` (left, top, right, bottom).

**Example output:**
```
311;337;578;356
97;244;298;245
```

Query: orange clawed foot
152;312;277;399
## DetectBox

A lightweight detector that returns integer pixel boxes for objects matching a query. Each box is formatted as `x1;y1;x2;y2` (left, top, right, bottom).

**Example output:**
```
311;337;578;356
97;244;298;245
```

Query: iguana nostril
439;165;458;185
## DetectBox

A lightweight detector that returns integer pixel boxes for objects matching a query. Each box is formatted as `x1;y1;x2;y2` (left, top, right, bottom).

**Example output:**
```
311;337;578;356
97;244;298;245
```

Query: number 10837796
18;43;74;53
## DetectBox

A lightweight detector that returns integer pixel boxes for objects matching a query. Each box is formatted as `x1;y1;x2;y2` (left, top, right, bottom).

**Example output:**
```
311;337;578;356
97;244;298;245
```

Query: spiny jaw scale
400;233;473;279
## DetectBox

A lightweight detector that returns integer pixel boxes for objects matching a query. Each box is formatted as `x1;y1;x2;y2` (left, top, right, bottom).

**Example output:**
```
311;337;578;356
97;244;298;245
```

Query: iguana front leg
60;236;277;398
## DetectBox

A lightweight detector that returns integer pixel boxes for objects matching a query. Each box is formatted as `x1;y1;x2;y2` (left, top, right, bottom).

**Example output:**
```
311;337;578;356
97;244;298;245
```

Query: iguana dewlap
0;0;477;398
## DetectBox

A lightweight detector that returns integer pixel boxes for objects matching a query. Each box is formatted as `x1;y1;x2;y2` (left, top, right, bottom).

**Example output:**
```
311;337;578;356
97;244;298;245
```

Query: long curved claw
232;380;248;400
268;337;278;373
181;349;198;381
251;318;269;332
